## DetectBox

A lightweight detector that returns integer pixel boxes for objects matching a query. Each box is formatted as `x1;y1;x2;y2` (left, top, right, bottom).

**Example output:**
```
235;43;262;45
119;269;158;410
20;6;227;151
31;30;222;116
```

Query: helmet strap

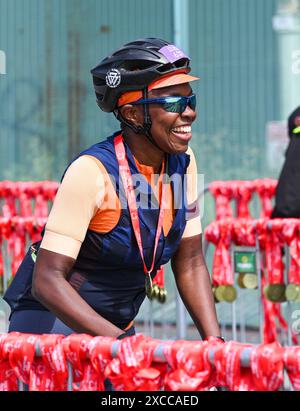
113;110;144;134
114;87;161;151
141;88;159;148
134;88;163;151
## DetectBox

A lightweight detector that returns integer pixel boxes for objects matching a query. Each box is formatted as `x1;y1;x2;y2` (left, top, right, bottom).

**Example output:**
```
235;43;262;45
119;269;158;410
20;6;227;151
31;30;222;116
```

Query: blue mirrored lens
130;94;196;113
163;95;196;113
188;95;196;111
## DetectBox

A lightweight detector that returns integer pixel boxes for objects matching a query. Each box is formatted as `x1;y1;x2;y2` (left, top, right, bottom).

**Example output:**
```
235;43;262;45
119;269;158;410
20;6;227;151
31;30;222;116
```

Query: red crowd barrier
0;333;299;391
0;216;47;278
205;178;299;347
209;179;277;220
0;181;58;218
205;218;300;288
205;217;300;344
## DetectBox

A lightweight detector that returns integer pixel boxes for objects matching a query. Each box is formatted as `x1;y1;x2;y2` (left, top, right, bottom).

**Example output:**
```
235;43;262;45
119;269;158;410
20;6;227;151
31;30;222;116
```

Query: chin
170;143;189;155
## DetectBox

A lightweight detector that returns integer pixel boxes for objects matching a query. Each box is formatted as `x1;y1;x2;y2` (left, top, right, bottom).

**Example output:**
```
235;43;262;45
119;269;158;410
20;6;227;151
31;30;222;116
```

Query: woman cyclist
4;38;221;342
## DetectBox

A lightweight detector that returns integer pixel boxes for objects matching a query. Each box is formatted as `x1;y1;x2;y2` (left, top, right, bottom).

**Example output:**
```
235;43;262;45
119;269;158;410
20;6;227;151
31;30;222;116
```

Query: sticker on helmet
159;45;188;63
106;68;121;88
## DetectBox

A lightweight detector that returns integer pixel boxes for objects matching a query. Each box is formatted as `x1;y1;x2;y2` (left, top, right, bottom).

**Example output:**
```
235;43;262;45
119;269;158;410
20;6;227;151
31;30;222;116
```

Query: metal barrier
6;337;293;391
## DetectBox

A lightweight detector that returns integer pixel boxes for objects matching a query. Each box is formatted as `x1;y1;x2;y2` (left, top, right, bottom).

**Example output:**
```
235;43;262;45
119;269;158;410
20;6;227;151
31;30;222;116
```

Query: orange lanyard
114;134;167;299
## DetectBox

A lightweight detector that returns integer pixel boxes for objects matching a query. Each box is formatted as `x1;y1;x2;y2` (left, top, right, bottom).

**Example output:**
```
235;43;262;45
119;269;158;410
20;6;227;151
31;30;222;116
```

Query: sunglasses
130;94;196;114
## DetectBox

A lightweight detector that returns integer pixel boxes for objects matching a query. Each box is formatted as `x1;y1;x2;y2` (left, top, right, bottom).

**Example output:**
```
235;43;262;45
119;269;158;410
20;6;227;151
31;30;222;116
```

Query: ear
119;104;144;127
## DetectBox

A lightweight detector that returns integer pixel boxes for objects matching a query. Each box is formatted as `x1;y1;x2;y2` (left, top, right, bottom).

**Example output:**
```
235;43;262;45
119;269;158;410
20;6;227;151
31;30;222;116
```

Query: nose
181;104;197;122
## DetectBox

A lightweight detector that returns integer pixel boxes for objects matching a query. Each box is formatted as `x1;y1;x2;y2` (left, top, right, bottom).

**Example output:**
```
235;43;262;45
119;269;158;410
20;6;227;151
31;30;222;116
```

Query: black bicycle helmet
91;38;191;113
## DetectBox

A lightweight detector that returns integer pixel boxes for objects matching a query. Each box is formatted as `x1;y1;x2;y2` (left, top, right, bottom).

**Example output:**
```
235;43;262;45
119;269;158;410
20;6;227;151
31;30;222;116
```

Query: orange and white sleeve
181;146;202;238
40;156;105;259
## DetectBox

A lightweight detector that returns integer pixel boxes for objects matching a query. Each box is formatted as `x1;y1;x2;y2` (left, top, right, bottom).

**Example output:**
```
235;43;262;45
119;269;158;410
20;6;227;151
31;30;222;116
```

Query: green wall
0;0;279;183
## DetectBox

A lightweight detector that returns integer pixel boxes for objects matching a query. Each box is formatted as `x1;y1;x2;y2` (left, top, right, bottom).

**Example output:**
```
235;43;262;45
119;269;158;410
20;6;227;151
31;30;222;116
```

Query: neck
122;129;165;174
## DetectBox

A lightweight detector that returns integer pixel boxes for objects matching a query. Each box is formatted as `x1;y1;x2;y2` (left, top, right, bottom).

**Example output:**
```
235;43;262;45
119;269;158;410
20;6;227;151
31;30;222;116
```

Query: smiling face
147;83;197;154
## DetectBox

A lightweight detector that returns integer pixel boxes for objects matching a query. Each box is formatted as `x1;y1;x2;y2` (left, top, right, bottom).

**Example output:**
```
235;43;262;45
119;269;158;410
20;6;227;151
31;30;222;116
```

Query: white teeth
172;126;191;133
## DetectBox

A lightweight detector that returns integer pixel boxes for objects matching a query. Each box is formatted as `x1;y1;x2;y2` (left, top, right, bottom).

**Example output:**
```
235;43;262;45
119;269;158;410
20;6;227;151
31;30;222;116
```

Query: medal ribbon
205;221;222;286
205;220;233;286
37;334;68;391
2;181;17;218
209;181;233;220
283;346;300;390
250;341;284;391
89;336;114;391
104;334;166;391
255;179;277;218
62;334;100;391
213;341;256;390
18;182;33;217
163;339;215;391
8;333;39;385
256;219;285;284
0;333;20;391
235;181;253;219
153;266;164;288
114;134;167;281
268;220;285;284
282;219;300;284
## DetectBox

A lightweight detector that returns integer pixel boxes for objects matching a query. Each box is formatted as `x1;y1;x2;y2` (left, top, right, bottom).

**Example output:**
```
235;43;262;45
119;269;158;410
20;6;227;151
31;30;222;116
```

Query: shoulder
60;132;121;181
60;155;108;200
186;146;197;174
63;155;106;181
186;146;194;156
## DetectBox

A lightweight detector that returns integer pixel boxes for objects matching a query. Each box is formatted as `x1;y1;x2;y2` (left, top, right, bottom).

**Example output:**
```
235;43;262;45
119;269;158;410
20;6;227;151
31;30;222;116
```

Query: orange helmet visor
117;69;199;107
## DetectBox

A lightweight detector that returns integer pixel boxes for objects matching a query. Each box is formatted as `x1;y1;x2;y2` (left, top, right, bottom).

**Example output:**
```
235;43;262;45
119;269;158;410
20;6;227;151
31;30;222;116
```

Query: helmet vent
118;59;156;71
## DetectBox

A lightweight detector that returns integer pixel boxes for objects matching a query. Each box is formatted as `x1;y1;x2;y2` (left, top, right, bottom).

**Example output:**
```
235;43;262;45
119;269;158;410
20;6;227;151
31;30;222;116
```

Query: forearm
33;275;123;337
172;238;221;339
32;250;123;338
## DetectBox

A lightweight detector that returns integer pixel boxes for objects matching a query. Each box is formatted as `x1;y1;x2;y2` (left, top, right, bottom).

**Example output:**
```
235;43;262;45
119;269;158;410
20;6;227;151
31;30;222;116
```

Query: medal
145;273;154;300
211;285;217;303
264;284;286;302
214;285;227;302
212;285;219;303
285;284;300;302
213;285;237;303
223;285;237;303
243;274;258;289
151;283;160;300
237;273;258;289
237;274;246;289
158;288;167;304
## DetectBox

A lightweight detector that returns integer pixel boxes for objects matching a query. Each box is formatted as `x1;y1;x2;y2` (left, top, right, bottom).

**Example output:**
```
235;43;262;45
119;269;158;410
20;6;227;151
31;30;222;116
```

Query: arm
171;234;221;340
31;155;124;338
171;147;220;338
32;249;124;338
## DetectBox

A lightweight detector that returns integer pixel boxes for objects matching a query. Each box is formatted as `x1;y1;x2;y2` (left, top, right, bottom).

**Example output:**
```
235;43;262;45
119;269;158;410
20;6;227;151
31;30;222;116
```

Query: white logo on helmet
106;69;121;88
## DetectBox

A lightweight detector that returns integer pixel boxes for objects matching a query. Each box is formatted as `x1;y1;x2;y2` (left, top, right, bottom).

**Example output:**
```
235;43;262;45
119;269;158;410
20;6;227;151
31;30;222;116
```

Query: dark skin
32;82;220;339
120;83;196;172
171;234;221;338
32;250;123;338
